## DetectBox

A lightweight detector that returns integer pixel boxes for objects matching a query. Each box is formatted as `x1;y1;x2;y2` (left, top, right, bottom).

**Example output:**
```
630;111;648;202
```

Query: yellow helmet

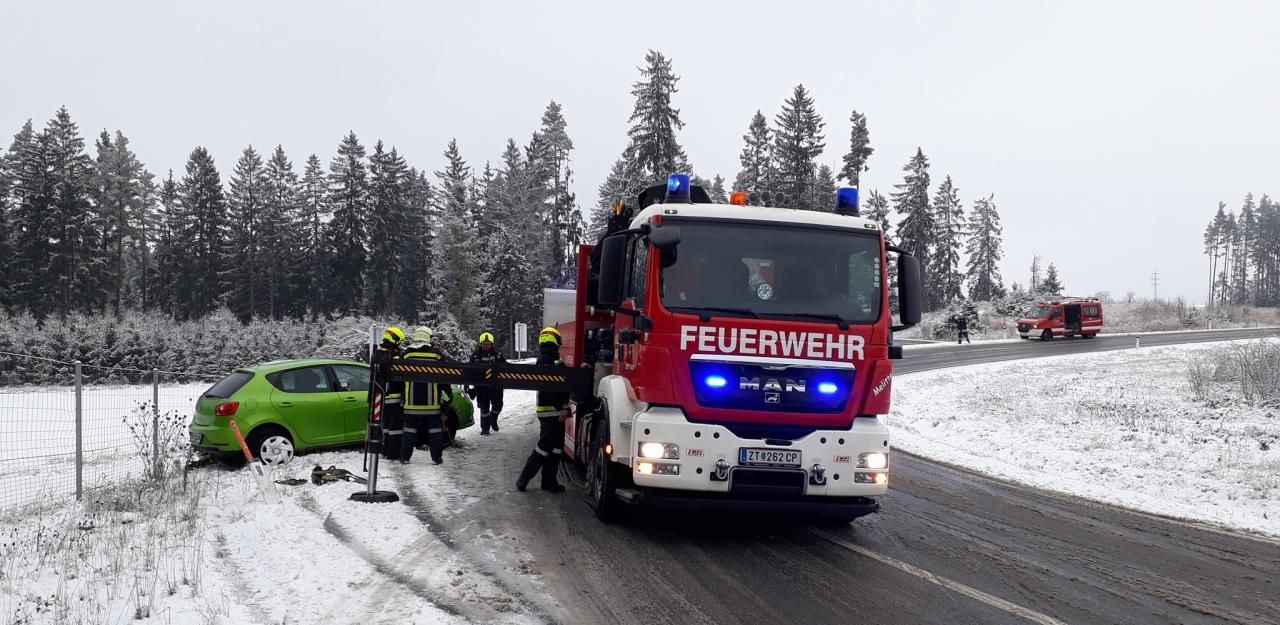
382;326;406;345
538;326;562;346
479;332;495;344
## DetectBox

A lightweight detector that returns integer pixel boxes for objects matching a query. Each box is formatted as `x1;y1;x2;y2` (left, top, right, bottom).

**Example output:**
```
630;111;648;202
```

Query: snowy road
391;327;1280;625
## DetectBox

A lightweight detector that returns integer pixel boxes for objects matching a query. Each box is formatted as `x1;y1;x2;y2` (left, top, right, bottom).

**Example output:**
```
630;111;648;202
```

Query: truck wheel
586;419;620;522
1040;329;1053;341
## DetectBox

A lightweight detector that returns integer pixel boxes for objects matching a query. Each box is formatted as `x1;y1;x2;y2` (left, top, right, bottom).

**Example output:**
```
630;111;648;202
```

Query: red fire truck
1016;297;1104;340
549;175;923;521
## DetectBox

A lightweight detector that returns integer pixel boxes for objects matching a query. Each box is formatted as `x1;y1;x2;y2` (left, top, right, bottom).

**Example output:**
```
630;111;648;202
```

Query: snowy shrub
1188;340;1280;407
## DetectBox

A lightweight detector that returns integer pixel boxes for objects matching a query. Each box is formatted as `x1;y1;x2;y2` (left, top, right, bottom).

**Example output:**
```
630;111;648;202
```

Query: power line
1151;270;1160;301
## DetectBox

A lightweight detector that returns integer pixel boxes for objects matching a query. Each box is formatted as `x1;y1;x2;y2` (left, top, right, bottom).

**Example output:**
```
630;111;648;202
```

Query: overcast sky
3;1;1277;303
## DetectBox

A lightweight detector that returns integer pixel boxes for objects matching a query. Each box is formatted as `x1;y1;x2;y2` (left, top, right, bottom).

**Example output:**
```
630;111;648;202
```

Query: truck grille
689;360;853;414
730;468;806;498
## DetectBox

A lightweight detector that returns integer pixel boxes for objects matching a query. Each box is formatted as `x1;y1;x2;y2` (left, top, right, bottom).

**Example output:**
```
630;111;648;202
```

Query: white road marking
809;528;1070;625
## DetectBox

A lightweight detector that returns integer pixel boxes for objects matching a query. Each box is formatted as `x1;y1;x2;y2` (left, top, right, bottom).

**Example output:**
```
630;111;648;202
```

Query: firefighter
402;327;452;464
378;326;407;461
468;331;505;435
955;315;971;344
516;327;570;493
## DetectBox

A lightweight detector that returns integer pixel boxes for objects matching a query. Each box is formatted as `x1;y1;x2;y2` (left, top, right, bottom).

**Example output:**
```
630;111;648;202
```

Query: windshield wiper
778;312;851;329
670;306;760;321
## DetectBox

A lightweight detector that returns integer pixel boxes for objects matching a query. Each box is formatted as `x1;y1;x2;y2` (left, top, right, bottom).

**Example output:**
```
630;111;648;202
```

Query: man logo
739;377;806;393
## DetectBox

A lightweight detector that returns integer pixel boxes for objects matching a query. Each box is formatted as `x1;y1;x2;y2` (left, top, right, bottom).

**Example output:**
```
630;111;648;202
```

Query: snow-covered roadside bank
2;393;550;625
889;339;1280;537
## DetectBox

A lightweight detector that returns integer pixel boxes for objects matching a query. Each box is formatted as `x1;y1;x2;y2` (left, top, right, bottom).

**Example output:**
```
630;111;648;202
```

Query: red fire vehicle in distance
1016;297;1104;340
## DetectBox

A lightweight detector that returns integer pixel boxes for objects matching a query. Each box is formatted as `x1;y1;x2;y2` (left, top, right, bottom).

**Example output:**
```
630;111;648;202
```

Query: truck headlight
857;452;888;469
639;442;680;460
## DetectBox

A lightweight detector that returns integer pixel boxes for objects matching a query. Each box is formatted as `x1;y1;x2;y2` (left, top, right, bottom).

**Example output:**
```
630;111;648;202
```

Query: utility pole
1151;269;1160;302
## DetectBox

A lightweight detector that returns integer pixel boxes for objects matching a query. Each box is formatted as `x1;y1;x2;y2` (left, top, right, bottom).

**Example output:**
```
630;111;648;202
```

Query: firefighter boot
490;409;500;432
517;450;545;492
541;452;565;493
480;411;491;436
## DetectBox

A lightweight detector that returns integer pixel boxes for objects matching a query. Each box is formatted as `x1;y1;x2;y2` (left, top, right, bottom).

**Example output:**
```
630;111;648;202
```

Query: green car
189;359;472;465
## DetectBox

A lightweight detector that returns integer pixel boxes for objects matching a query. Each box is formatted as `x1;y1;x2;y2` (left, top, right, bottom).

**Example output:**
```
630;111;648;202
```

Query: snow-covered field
1;392;551;625
0;384;207;512
890;339;1280;537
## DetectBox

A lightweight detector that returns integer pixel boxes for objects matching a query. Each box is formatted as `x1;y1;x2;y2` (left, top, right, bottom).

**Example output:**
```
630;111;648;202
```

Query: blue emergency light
666;173;692;203
704;374;727;389
835;186;860;216
817;382;839;395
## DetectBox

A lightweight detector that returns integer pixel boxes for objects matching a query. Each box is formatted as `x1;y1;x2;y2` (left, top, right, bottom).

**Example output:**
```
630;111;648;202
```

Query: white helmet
412;326;433;343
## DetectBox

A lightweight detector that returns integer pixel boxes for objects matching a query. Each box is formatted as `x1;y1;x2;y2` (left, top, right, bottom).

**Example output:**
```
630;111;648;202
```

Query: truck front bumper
624;407;890;499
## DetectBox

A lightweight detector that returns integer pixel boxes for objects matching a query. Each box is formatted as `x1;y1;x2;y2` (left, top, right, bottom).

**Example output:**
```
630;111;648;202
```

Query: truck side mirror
894;253;923;330
597;234;628;309
648;225;681;249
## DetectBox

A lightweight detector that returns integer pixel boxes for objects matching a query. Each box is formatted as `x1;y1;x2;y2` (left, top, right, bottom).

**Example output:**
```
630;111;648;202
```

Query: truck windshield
1027;306;1054;318
659;220;881;324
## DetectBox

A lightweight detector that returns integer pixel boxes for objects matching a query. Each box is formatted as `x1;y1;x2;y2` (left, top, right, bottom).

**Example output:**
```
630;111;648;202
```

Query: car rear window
266;366;333;394
205;371;253;398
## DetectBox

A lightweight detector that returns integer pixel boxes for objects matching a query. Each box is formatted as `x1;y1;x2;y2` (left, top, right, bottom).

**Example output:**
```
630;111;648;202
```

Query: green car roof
237;358;368;374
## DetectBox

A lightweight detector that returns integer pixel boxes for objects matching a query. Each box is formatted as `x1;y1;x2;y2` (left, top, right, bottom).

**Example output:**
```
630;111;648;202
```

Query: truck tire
1040;329;1053;341
586;418;621;522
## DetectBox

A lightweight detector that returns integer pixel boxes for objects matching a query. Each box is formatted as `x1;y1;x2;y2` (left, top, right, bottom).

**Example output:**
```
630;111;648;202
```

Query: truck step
615;488;640;503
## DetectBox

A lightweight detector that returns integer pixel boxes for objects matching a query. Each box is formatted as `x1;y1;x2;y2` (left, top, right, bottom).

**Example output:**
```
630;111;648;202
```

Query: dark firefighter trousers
518;415;565;488
403;410;447;462
381;401;405;460
476;387;504;433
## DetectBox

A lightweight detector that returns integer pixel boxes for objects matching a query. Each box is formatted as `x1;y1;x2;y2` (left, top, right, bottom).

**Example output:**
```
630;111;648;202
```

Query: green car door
330;364;373;442
266;365;346;446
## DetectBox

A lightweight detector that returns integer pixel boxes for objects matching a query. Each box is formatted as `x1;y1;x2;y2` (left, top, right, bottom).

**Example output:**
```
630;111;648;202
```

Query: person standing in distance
516;327;569;492
469;332;505;435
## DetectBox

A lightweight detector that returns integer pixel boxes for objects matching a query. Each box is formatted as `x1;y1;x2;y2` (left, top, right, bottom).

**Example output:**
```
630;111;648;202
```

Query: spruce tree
152;171;181;316
365;141;411;316
733;111;772;195
530;101;576;282
1233;193;1255;304
6;120;44;314
226;146;268;321
176;147;230;320
324;131;370;314
1252;195;1278;306
838;109;873;187
864;189;891;234
931;175;965;304
771;84;826;211
296;154;328;317
261;146;298;318
965;194;1005;301
809;164;836;212
42;108;101;316
394;168;433;322
626;50;689;183
892;149;935;308
1029;254;1043;294
433;139;482;337
1203;203;1226;308
1042;262;1064;295
92;130;153;315
708;175;729;205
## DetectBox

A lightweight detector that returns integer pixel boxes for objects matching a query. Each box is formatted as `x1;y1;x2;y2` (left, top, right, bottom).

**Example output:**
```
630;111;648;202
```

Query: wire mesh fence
0;351;218;515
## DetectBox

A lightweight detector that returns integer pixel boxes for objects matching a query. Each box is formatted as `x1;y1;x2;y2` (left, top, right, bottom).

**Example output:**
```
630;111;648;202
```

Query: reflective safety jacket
534;344;570;418
403;344;444;415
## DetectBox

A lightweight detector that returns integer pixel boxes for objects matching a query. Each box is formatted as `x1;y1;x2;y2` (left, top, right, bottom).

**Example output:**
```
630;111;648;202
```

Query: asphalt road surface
437;328;1280;625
